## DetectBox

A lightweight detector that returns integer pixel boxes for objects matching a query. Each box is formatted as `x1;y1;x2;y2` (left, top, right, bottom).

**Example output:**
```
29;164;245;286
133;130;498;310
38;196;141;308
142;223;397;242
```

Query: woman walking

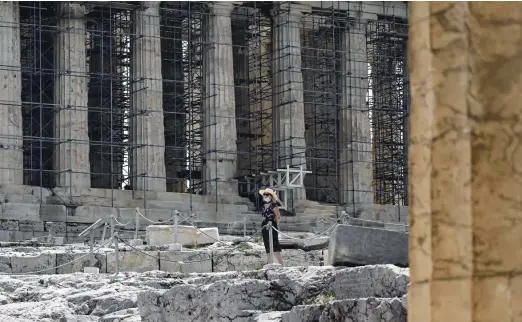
259;188;283;265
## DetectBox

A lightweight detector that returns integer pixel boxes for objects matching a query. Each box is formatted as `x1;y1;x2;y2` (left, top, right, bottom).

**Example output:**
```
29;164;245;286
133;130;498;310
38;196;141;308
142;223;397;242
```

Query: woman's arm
274;207;281;223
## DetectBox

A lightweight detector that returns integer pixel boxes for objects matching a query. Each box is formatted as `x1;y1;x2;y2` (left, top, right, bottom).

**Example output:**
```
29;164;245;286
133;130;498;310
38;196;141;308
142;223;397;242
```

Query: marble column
131;1;166;192
339;22;373;205
271;3;308;200
233;22;250;177
0;2;23;185
203;2;238;196
54;2;91;188
271;3;307;169
409;3;522;322
161;8;186;192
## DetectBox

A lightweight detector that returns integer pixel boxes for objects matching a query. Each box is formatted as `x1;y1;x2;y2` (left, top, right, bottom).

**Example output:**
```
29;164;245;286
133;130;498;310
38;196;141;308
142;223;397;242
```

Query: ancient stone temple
0;1;410;241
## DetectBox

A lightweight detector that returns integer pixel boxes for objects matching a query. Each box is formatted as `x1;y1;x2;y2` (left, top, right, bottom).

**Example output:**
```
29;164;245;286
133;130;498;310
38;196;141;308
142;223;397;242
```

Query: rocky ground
0;265;408;322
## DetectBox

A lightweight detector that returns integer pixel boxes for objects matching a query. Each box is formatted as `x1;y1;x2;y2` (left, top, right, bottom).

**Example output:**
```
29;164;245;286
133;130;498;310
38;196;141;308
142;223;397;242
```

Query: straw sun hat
259;188;278;201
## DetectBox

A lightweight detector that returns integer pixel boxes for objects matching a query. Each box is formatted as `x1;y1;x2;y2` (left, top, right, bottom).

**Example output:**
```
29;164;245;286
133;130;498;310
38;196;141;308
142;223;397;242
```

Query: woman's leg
272;223;283;265
274;252;283;265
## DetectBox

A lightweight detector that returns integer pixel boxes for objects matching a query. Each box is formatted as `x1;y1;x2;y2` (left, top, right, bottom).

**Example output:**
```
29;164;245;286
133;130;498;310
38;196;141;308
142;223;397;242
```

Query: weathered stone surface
0;220;18;231
18;220;44;232
284;249;322;267
107;250;159;273
212;249;266;272
278;236;329;251
73;206;117;224
45;221;67;234
138;265;409;322
328;224;408;266
146;225;219;246
1;203;40;221
0;255;11;273
280;297;406;322
10;252;56;274
56;251;107;274
40;204;68;222
159;250;212;273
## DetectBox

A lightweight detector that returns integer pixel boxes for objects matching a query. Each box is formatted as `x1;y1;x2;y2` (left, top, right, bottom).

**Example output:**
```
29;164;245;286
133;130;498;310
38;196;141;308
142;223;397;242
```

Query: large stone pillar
271;3;307;169
161;7;186;193
339;22;373;205
54;3;91;188
409;3;522;322
271;3;308;201
202;2;238;196
0;3;22;185
131;1;166;192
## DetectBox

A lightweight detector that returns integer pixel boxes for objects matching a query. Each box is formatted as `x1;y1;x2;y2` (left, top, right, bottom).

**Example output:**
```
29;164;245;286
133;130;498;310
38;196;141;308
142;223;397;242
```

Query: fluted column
0;3;22;185
54;2;91;188
203;2;238;196
131;1;166;192
409;3;522;322
271;3;308;200
339;22;373;205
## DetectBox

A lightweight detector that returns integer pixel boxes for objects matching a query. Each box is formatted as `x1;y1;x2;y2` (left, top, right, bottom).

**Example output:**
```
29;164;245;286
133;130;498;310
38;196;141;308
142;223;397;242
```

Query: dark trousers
261;220;281;254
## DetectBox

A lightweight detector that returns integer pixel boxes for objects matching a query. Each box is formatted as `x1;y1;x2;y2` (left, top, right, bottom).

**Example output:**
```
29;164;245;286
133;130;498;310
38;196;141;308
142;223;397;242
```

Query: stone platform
0;185;408;244
0;241;324;275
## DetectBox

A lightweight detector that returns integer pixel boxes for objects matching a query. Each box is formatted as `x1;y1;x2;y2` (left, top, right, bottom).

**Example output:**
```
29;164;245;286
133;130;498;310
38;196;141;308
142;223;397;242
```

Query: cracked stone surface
138;265;409;322
0;265;408;322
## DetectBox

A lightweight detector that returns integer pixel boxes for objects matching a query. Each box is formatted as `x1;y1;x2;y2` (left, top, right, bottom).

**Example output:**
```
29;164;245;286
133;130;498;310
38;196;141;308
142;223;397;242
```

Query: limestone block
45;221;66;234
328;225;408;266
40;204;67;222
107;250;159;273
1;203;40;221
18;220;44;232
144;200;187;211
32;236;64;245
283;249;322;267
11;252;56;275
72;206;117;224
0;230;34;242
56;252;107;274
279;236;329;251
212;249;265;272
4;194;41;204
0;255;11;273
146;225;219;246
159;251;212;273
354;204;400;223
0;220;18;231
138;209;175;224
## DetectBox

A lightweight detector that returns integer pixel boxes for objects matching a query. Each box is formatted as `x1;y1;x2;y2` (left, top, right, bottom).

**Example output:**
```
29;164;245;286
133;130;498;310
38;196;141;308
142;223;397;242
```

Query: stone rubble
138;265;409;322
0;265;408;322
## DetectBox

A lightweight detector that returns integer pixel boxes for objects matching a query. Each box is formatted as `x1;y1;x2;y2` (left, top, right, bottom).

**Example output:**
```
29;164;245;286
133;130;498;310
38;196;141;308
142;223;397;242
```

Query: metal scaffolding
7;1;409;210
367;15;409;206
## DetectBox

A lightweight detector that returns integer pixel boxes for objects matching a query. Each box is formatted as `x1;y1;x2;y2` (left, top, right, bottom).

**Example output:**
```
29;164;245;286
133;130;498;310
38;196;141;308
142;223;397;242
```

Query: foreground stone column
54;3;91;188
339;22;373;205
202;2;238;196
271;3;308;200
131;1;166;191
408;3;522;322
0;3;22;185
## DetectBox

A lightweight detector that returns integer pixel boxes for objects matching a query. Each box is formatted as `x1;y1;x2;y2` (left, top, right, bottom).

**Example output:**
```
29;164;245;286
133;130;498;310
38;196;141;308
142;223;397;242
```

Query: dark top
261;201;277;222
